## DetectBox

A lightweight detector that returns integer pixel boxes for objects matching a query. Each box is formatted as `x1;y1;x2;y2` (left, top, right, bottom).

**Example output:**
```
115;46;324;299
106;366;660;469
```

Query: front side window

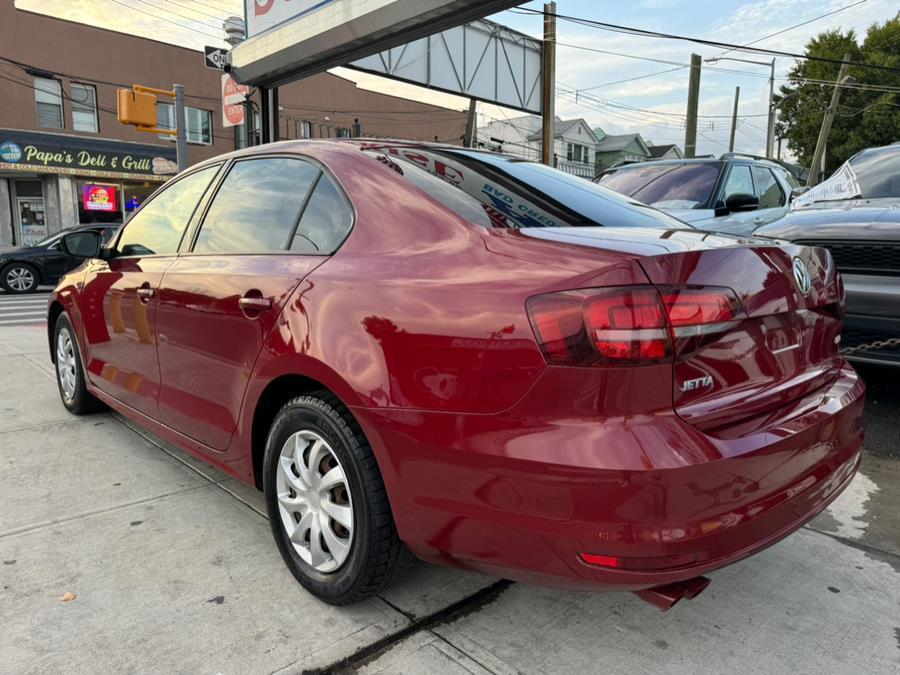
71;83;99;133
599;163;720;209
34;77;63;128
752;166;784;209
158;104;213;145
193;158;319;254
721;164;754;202
117;164;220;256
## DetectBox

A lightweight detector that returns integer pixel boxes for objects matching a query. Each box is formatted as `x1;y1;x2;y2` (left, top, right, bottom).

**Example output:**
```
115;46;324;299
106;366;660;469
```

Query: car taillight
526;285;742;366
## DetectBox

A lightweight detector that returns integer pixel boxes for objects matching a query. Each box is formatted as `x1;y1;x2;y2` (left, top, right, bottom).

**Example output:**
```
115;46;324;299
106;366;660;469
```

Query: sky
14;0;898;157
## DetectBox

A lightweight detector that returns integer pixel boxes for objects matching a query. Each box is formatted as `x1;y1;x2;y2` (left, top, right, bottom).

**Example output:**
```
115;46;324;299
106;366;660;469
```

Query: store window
34;77;64;128
298;120;312;139
13;180;47;246
71;83;99;133
157;103;213;145
77;181;122;225
335;127;351;139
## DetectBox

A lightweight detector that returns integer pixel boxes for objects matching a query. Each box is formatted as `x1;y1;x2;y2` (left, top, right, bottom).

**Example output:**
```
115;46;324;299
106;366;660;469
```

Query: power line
164;0;231;23
104;0;225;40
716;0;869;57
577;66;688;93
129;0;224;30
512;6;900;74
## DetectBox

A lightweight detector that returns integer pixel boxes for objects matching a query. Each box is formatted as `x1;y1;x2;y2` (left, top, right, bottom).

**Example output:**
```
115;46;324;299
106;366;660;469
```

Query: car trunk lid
521;227;845;432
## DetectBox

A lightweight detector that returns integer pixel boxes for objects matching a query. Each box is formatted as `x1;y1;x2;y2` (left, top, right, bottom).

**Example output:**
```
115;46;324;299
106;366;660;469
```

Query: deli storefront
0;129;177;246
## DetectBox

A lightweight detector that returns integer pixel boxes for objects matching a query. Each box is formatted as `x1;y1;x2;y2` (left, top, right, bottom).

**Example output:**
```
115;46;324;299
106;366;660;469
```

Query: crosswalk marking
0;292;50;327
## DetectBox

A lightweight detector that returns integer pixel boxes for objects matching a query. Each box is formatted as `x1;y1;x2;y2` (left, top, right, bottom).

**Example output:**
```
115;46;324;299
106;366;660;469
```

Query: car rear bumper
355;363;865;591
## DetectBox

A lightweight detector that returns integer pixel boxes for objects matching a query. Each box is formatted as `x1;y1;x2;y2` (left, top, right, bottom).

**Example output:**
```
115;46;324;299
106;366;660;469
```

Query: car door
155;156;352;450
40;237;72;282
749;165;788;228
77;164;221;417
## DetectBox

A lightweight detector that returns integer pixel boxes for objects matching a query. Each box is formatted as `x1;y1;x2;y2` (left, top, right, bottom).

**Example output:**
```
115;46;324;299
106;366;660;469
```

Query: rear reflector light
527;285;742;366
580;552;620;568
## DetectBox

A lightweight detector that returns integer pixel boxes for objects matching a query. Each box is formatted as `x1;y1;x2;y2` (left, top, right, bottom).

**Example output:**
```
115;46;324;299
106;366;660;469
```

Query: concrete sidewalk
1;322;898;674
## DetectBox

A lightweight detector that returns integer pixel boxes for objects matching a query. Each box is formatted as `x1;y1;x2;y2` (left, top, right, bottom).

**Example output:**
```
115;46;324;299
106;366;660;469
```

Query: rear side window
290;175;353;253
117;164;219;256
752;166;785;209
194;157;319;254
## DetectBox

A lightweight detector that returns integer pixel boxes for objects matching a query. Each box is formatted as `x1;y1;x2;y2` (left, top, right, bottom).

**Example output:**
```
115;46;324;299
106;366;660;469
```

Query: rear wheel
54;313;105;414
1;263;38;294
263;392;414;604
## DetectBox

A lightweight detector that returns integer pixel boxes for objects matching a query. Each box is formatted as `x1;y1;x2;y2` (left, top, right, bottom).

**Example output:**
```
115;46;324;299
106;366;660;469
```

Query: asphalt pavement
1;316;897;674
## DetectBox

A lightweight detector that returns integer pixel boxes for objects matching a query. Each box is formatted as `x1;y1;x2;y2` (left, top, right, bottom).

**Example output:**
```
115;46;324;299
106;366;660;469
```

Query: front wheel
1;263;38;293
263;392;414;605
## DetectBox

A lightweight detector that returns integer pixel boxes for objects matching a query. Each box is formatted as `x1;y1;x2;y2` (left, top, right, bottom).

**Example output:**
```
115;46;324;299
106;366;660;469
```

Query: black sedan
755;144;900;367
0;224;119;294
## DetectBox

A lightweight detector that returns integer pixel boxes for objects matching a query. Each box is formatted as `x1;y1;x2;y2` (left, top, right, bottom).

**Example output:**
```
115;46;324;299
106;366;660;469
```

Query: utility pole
173;84;188;171
807;54;852;187
464;98;477;147
684;54;701;158
541;1;556;166
728;86;740;152
766;58;776;158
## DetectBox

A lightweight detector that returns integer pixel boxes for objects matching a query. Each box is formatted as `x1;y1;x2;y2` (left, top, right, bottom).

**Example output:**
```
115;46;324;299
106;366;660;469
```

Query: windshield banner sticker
792;163;860;209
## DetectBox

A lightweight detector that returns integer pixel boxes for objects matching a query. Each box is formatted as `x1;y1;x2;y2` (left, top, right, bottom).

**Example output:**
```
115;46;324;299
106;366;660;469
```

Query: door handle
239;296;272;311
136;285;154;302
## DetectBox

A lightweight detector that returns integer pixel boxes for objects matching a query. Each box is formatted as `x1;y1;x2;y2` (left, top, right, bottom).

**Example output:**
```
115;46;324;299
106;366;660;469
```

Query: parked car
49;141;863;608
755;143;900;367
595;154;801;235
0;224;119;293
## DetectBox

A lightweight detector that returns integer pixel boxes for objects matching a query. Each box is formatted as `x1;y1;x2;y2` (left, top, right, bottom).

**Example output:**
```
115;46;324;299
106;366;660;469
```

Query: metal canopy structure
230;0;526;88
348;19;542;114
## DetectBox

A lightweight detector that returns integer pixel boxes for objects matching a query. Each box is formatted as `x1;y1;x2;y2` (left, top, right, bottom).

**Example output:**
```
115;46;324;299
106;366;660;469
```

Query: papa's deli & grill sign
0;129;177;181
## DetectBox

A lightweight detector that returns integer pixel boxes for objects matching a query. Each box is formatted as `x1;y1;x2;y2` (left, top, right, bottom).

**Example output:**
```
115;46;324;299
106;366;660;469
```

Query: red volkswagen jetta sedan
50;141;864;607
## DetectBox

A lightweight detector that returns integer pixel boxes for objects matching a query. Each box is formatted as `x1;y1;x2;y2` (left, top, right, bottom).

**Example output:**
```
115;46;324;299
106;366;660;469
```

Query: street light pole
766;58;775;159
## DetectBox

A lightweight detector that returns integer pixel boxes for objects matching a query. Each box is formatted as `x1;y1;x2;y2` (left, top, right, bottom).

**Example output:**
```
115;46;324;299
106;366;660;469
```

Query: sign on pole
205;46;229;70
222;74;251;128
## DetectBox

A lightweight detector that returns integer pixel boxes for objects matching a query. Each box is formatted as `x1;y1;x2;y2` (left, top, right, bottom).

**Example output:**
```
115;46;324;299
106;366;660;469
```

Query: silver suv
595;154;802;235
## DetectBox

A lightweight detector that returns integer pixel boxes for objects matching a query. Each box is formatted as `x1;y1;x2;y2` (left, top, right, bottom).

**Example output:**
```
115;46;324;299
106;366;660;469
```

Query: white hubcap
56;328;77;401
7;267;34;292
276;430;354;573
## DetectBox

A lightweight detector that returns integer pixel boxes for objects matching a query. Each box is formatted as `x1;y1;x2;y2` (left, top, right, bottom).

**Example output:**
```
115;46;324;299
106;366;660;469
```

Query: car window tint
117;165;219;256
752;167;784;209
624;164;720;209
194;158;319;254
721;165;753;201
777;167;800;189
290;174;353;253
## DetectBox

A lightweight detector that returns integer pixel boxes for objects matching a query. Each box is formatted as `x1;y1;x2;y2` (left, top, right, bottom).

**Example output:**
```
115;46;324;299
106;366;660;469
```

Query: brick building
0;3;468;246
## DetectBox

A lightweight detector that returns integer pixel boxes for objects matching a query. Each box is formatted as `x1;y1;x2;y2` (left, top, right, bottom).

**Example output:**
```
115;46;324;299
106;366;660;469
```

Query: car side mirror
789;186;810;203
724;193;759;213
61;231;102;259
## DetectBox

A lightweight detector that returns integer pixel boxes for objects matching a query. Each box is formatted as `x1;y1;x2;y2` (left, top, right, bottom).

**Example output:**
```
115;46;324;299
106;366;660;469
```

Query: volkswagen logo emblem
792;257;811;296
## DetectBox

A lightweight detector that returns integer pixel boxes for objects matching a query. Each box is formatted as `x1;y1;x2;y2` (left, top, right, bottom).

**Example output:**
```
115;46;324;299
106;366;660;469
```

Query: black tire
53;313;106;415
263;392;414;605
1;262;39;294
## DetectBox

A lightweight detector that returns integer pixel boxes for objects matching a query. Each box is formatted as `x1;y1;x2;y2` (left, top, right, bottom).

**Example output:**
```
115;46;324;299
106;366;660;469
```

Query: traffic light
117;88;158;129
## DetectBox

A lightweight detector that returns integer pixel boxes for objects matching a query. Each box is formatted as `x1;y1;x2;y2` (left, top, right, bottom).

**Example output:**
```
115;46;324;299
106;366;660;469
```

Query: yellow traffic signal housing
117;88;158;129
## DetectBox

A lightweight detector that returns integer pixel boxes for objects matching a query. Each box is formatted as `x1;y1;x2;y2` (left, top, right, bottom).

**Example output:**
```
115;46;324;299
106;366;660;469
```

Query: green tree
775;15;900;176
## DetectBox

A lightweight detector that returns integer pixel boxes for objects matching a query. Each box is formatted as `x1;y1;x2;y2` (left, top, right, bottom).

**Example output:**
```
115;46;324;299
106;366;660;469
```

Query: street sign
204;46;228;70
222;74;250;128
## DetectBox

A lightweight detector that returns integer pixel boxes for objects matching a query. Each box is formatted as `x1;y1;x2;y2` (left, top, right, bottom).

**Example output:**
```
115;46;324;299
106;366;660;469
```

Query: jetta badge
792;257;811;296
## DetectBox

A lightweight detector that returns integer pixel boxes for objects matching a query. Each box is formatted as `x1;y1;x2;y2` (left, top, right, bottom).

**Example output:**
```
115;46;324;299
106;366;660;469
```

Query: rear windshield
363;147;690;230
597;162;721;209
